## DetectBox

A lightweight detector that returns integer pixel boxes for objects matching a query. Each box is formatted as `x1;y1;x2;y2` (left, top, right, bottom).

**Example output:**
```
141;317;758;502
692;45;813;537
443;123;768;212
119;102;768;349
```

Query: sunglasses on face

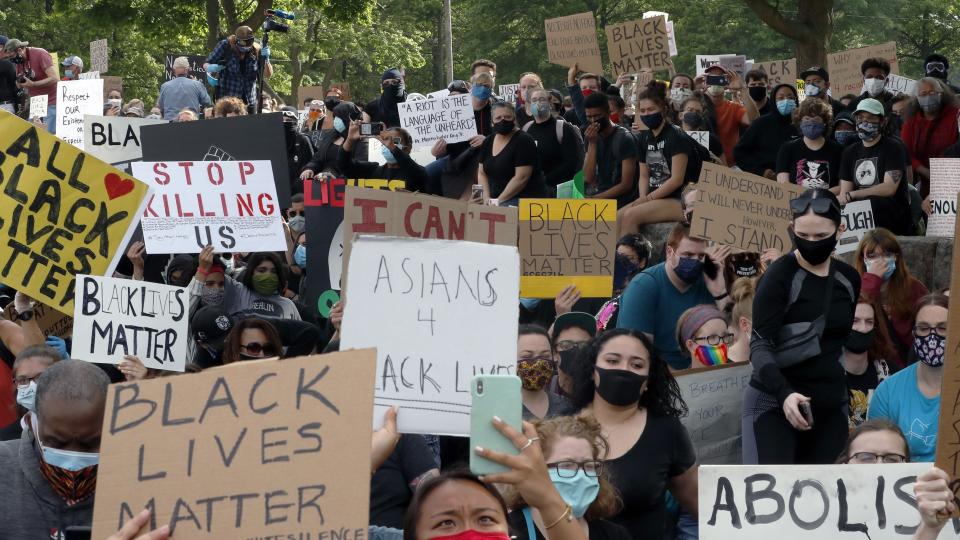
790;197;840;216
241;342;277;356
238;39;254;47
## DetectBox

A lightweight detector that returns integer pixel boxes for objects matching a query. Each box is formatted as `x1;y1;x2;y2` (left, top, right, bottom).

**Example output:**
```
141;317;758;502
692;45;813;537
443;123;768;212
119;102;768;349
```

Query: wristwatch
16;309;34;321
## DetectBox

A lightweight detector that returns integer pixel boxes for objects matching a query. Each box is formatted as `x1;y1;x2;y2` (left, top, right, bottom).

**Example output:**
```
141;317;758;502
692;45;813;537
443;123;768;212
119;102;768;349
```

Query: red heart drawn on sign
104;173;135;200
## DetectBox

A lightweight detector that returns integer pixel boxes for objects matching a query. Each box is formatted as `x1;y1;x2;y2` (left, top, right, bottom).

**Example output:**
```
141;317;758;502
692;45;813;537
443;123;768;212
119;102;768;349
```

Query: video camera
263;8;294;33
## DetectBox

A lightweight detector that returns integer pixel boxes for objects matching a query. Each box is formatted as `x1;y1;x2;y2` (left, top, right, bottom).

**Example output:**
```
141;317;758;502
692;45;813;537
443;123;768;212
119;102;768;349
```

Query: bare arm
497;165;533;202
668;465;699;519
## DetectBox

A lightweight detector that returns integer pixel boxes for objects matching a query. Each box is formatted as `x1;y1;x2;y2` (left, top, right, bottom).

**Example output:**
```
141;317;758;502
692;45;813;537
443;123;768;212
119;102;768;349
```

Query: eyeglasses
790;196;841;216
693;333;735;346
238;39;254;47
848;451;906;464
914;324;948;337
13;374;40;387
241;342;277;355
547;460;603;478
555;340;588;353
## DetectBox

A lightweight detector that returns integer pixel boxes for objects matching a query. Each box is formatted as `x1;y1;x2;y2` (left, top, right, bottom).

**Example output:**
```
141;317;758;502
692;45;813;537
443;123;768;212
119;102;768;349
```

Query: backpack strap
522;120;534;132
556;118;564;144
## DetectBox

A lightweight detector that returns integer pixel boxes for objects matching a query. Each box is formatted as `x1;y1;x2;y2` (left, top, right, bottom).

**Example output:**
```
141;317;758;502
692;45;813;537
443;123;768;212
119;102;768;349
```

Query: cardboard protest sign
0;112;150;314
90;39;109;73
544;11;604;75
29;95;47;120
926;158;960;237
643;11;677;57
2;301;73;338
518;199;616;298
341;236;519;435
695;54;733;76
691;163;804;252
751;59;797;87
605;15;670;75
131;160;286;254
676;362;751;464
836;200;875;254
72;275;188;371
56;78;104;149
827;42;899;97
162;53;206;81
140;113;293;207
700;463;957;539
329;81;351;100
398;93;477;148
297;85;325;107
499;84;519;104
689;131;710;149
91;349;376;539
935;201;960;507
84;115;166;173
885;73;917;96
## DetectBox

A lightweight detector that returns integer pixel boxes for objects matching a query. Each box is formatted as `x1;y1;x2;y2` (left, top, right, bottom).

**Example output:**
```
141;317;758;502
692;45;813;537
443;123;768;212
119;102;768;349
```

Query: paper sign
545;11;604;75
499;84;519;103
397;93;477;148
427;88;451;100
29;95;47;120
691;163;804;253
699;463;956;539
518;199;617;298
3;301;73;338
689;131;710;149
132;160;285;254
91;349;376;539
836;200;875;254
827;42;899;97
885;73;917;96
78;71;100;80
83;115;166;173
162;53;206;81
696;54;733;76
72;275;188;371
366;137;435;167
751;59;797;87
605;15;670;75
927;159;960;237
720;55;747;79
340;236;519;436
297;85;325;107
0;112;150;314
676;363;752;464
90;39;108;73
56;78;104;149
935;201;960;504
643;12;677;57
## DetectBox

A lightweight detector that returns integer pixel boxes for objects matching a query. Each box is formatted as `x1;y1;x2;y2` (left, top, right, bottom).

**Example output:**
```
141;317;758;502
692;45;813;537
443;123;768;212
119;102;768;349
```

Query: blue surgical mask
16;380;36;412
65;70;74;78
673;256;703;284
472;85;492;100
519;297;541;310
381;146;398;164
31;414;99;471
531;102;551;120
776;99;797;116
549;469;600;519
294;244;307;267
883;255;896;281
334;117;346;134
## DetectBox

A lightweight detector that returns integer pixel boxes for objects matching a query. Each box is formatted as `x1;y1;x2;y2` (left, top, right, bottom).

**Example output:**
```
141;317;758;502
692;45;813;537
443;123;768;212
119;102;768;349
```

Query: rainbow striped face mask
694;343;729;366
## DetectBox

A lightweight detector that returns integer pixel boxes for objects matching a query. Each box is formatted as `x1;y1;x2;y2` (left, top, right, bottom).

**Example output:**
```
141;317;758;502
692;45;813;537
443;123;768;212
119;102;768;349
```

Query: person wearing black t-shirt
734;83;800;178
839;98;913;235
0;57;18;114
370;434;438;529
744;189;861;465
477;102;547;205
776;98;844;190
582;92;638;206
338;120;427;193
843;296;894;428
523;88;583;193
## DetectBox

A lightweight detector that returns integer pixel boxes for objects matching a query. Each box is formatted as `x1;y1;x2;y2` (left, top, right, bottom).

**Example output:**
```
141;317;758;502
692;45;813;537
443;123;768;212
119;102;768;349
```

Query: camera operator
0;38;58;132
0;38;19;116
203;25;272;114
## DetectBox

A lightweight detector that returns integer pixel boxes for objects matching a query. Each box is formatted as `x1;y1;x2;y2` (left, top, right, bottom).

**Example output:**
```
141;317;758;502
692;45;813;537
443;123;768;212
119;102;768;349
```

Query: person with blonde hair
726;277;756;363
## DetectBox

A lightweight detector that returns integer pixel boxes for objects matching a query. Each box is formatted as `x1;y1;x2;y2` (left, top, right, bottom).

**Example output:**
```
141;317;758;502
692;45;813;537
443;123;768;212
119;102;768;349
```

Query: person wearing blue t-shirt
616;223;731;369
868;294;948;462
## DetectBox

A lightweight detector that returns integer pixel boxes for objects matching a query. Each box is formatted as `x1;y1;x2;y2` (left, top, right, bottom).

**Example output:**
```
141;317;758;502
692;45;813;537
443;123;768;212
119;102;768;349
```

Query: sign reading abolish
83;115;166;173
56;78;104;150
700;463;957;539
935;202;960;515
676;363;751;465
751;59;797;87
926;159;960;238
519;199;616;298
72;275;188;372
90;349;376;539
340;236;519;436
605;15;670;75
0;112;150;314
691;163;804;253
544;11;604;76
836;200;875;254
827;42;899;97
132;160;286;254
397;93;477;148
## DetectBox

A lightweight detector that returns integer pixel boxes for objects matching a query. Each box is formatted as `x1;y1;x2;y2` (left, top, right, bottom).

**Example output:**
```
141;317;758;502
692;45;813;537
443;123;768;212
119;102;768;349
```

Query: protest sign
84;115;166;173
935;203;960;510
0;112;150;314
676;362;751;465
885;73;918;96
78;71;100;80
689;131;710;149
499;84;519;103
329;81;351;100
29;95;47;120
162;53;207;81
140;113;293;207
366;137;435;167
700;463;959;539
518;199;616;298
544;11;604;75
827;42;899;97
643;11;677;57
397;93;478;148
72;275;188;372
91;349;376;539
3;301;73;338
131;160;286;254
90;39;108;73
720;55;747;79
302;178;407;319
297;85;325;106
695;54;733;76
691;163;804;252
341;236;519;435
751;59;797;87
427;88;450;100
56;78;104;150
836;200;875;254
926;159;960;237
605;15;670;75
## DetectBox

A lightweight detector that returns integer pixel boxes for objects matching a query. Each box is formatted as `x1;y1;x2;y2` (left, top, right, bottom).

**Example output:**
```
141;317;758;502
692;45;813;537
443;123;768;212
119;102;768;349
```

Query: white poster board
29;95;47;120
499;84;519;103
927;158;960;237
56;78;104;149
837;200;875;254
72;275;188;372
690;131;710;149
700;463;958;539
885;74;917;96
677;363;752;464
340;236;520;436
428;88;450;100
83;115;166;172
90;38;108;73
398;93;478;148
696;54;733;75
131;160;287;254
78;71;101;80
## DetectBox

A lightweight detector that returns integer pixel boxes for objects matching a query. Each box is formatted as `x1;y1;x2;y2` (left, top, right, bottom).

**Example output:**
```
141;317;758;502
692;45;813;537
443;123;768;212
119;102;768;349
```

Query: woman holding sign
477;102;547;205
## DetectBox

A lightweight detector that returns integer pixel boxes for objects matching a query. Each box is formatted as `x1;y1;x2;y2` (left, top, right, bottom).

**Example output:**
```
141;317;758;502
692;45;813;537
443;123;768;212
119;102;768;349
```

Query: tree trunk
744;0;833;68
205;0;221;51
289;43;303;104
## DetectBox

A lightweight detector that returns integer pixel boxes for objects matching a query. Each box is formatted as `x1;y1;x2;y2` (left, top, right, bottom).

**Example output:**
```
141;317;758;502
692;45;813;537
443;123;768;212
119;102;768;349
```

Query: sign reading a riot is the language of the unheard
397;93;477;148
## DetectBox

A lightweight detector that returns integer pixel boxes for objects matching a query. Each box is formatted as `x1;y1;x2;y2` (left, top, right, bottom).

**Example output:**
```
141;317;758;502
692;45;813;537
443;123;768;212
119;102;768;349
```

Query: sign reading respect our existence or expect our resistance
56;78;104;150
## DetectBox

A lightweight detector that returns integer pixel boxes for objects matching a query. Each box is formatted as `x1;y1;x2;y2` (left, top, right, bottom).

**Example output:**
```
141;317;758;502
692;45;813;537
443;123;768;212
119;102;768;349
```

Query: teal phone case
469;374;523;475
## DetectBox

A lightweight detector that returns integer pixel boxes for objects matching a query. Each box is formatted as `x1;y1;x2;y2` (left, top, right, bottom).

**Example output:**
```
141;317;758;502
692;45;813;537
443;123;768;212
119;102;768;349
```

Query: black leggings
742;385;848;464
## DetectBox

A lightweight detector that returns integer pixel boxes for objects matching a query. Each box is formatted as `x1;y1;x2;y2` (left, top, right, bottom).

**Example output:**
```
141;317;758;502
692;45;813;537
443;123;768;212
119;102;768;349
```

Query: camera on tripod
263;8;294;33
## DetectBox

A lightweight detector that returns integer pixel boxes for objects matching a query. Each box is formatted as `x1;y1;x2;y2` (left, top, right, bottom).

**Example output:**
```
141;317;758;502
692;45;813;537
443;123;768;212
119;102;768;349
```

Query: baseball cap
551;312;598;341
0;36;8;47
62;55;84;70
280;105;298;121
3;38;28;52
192;306;234;346
173;56;191;70
834;111;856;127
236;26;255;41
854;98;885;117
800;66;829;82
124;104;144;118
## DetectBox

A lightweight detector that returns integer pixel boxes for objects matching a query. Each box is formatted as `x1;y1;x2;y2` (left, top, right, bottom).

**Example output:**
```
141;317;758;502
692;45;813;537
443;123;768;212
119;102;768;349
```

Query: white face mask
864;78;886;97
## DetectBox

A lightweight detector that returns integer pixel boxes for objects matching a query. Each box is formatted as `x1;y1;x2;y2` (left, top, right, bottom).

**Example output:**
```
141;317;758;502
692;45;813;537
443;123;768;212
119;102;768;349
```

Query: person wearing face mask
900;78;959;196
743;69;774;122
776;98;843;190
190;305;235;369
477;102;547;205
302;99;326;134
667;74;696;123
339;120;428;193
734;83;800;178
596;236;651;333
290;231;307;297
157;56;212;121
569;329;696;540
60;55;83;81
0;345;61;441
426;79;490;198
220;317;284;363
924;53;960;93
678;95;725;164
850;58;895;117
0;360;109;537
301;101;364;180
1;38;59;132
582;92;637;205
839;98;913;235
868;294;949;462
722;250;772;292
203;25;272;113
364;67;407;127
522;88;584;194
505;415;631;540
515;72;545;126
676;305;732;367
517;326;574;421
853;229;928;365
198;248;301;320
832;111;859;147
564;65;599;126
280;106;315;194
744;188;861;465
701;65;749;165
726;277;756;363
799;66;846;118
843;295;896;428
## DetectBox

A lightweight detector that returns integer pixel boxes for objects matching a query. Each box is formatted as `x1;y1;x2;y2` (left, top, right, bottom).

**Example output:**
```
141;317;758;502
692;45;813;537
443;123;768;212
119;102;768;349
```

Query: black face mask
594;117;611;131
845;329;876;354
324;97;341;110
594;366;646;407
558;348;580;376
748;86;767;102
791;230;837;265
493;120;514;135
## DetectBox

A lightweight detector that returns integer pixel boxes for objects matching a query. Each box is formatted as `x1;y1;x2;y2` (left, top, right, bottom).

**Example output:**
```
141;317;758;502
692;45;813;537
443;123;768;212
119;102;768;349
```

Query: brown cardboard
296;85;325;108
2;302;73;338
934;197;960;512
826;42;899;97
752;59;797;87
545;12;604;76
329;82;351;101
690;163;804;253
604;15;670;76
91;349;376;538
